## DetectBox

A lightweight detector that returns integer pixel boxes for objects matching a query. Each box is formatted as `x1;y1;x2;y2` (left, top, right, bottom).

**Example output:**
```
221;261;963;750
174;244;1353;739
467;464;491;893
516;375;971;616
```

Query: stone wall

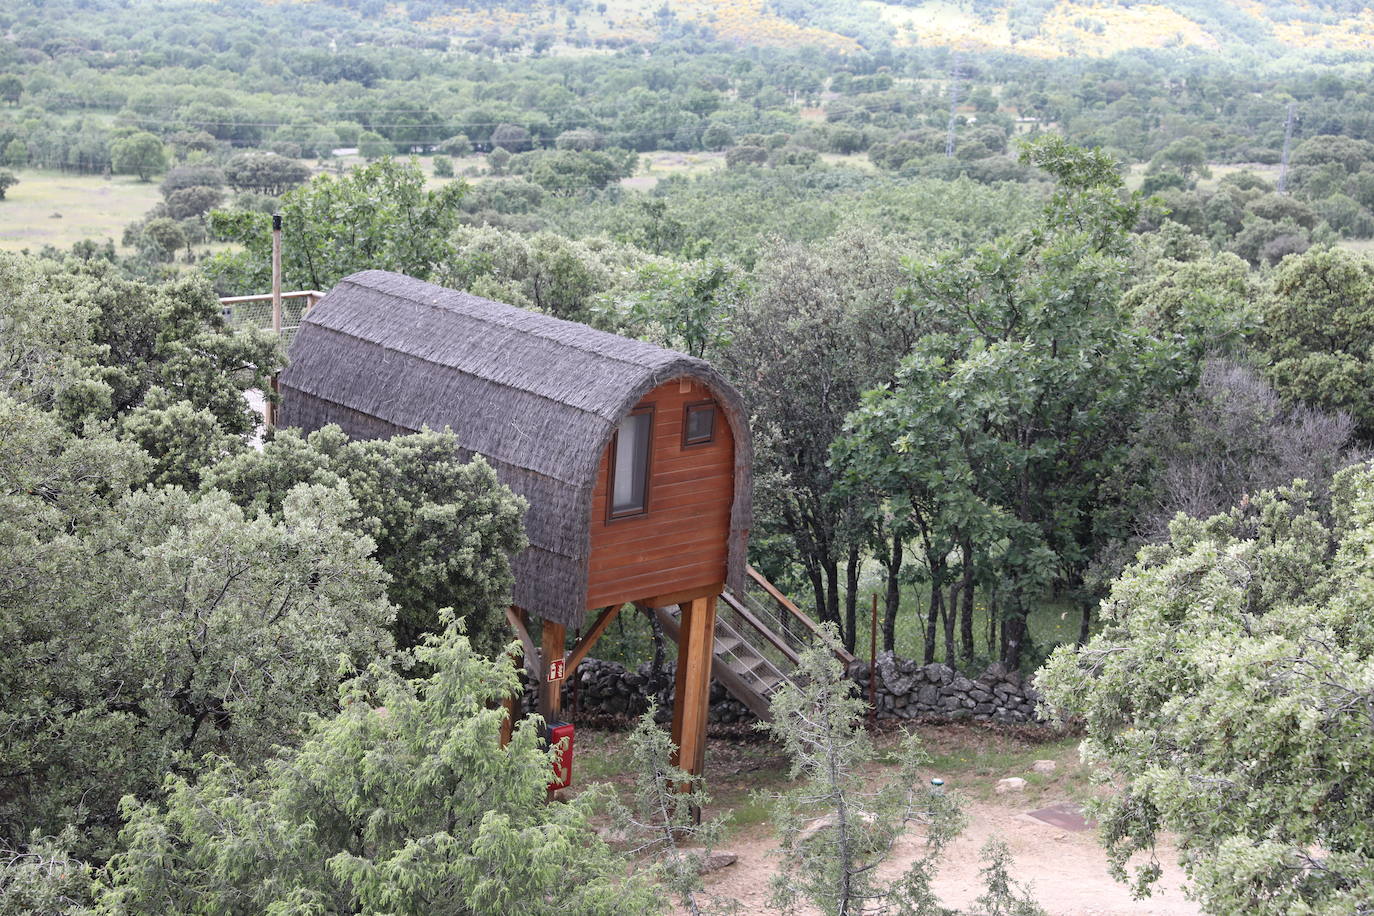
521;652;1041;727
846;652;1041;724
519;657;755;727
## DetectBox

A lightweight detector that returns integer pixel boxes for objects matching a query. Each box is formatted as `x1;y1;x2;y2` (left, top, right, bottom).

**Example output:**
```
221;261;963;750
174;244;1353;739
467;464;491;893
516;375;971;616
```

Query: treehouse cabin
277;269;752;777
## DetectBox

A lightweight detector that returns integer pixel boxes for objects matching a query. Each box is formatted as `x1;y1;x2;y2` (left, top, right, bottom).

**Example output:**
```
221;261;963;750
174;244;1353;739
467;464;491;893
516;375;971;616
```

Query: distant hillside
407;0;1374;56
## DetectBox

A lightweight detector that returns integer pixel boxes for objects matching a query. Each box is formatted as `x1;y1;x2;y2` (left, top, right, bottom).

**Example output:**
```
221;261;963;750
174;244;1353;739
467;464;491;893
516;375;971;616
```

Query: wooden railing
738;565;857;666
218;290;326;349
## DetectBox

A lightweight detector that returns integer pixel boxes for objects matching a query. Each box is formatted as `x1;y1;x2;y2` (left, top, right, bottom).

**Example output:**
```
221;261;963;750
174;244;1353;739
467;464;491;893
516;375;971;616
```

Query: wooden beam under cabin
538;619;567;724
641;582;724;612
505;606;539;679
670;595;717;783
565;604;623;678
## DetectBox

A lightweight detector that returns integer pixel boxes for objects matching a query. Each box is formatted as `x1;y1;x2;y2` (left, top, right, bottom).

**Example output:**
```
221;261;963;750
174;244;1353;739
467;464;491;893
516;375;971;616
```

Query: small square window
683;402;715;446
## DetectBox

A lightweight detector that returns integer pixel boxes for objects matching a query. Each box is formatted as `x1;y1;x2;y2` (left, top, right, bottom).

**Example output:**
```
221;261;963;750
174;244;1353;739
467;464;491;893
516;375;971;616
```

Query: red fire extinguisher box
545;721;575;792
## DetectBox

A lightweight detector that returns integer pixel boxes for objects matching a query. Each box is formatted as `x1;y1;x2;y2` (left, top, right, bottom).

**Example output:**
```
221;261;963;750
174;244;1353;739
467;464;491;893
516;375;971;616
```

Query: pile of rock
846;652;1042;724
517;650;1042;727
520;657;754;727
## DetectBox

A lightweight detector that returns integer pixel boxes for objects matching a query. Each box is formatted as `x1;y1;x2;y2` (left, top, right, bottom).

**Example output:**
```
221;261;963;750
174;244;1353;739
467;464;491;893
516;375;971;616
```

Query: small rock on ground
1032;759;1057;774
995;777;1027;794
699;852;738;875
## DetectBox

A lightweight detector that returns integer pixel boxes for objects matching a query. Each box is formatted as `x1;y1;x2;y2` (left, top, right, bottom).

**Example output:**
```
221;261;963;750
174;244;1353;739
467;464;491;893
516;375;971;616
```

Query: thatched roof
278;270;751;628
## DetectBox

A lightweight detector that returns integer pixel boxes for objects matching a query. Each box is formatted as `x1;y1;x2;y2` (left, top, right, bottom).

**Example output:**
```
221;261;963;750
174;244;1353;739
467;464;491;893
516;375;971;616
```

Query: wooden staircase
649;566;855;722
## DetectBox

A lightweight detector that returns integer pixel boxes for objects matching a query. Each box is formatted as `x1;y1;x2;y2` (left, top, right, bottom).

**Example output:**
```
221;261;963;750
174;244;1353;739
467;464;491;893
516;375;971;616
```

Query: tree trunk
1002;595;1029;671
943;580;958;669
1079;599;1092;645
959;542;976;665
987;589;999;658
843;545;860;652
883;531;902;653
823;558;841;632
922;572;943;665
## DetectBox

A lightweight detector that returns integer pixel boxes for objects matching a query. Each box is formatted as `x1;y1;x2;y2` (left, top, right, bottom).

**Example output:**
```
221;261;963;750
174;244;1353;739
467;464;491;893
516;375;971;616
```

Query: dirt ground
576;723;1199;916
695;797;1198;915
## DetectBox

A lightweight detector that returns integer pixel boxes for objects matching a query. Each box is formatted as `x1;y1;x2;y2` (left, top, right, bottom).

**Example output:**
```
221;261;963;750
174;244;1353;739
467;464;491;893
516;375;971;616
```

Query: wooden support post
670;595;717;782
500;606;531;750
539;619;566;724
266;213;282;430
499;691;517;748
565;604;622;679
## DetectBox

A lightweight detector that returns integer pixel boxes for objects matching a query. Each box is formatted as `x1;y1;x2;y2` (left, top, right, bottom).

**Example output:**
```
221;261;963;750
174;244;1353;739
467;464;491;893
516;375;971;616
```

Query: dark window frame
682;400;717;448
606;403;655;522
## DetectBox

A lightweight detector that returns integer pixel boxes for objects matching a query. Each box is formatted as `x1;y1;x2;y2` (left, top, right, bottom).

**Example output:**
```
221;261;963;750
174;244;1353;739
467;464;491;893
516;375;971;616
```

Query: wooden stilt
538;619;567;724
670;595;717;781
499;691;517;748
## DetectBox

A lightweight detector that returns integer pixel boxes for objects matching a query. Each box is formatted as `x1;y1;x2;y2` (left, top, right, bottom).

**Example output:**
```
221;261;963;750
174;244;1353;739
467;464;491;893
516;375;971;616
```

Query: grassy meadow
0;168;162;253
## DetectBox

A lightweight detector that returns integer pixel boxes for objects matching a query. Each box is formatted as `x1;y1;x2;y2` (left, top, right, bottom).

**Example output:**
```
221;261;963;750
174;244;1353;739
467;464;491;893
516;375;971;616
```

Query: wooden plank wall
586;377;734;609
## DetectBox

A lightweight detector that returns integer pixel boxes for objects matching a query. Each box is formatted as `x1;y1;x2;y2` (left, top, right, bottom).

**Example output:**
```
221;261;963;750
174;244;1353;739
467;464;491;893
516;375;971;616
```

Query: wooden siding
587;378;734;608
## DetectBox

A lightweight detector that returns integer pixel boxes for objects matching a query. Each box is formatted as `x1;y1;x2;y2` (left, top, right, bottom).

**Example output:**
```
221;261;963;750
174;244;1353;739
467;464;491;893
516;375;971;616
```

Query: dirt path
694;798;1199;915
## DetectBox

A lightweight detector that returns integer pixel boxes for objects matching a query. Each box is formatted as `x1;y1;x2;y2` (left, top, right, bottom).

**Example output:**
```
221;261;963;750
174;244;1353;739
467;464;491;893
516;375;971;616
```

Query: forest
3;0;1374;912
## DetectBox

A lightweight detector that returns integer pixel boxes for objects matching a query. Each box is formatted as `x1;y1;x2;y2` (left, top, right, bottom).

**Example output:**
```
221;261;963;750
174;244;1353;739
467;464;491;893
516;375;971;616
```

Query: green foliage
1039;465;1374;913
96;619;659;916
3;139;28;168
838;137;1182;669
358;129;391;159
0;435;395;855
720;227;911;649
0;829;92;916
1121;251;1259;359
625;257;744;358
223;150;311;195
119;389;244;488
0;254;278;438
204;425;528;652
432;154;454;177
1259;246;1374;439
972;839;1045;916
0;169;16;200
440;224;647;325
760;626;967;915
606;708;736;916
110;131;167;182
208;158;467;294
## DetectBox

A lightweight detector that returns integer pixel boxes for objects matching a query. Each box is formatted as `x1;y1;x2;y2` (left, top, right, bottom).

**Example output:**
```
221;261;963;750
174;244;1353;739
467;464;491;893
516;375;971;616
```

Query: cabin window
609;406;653;518
683;401;716;447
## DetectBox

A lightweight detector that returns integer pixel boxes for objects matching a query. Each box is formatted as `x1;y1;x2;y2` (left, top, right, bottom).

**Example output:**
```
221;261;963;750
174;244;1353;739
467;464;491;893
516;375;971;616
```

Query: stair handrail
718;591;801;668
743;565;857;666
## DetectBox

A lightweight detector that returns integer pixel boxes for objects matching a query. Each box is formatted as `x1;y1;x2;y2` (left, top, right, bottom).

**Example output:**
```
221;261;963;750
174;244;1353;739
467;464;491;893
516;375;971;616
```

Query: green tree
432;154;454;177
96;619;659;915
163;185;222;221
0;169;16;200
208;158;467;293
110;132;167;181
1258;247;1374;439
139;216;187;262
761;626;968;915
1148;137;1209;183
0;75;22;105
203;425;528;652
839;137;1180;668
357;129;391;159
1039;466;1374;914
0;427;395;855
223;151;310;195
606;709;736;916
2;139;26;168
626;258;744;358
719;228;912;651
